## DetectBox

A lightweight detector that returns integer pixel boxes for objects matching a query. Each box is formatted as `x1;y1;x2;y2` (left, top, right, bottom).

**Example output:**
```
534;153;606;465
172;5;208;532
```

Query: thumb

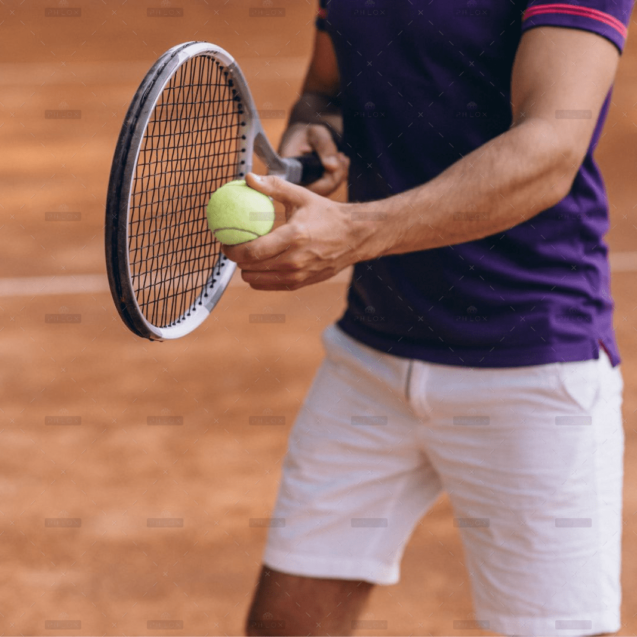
245;173;307;208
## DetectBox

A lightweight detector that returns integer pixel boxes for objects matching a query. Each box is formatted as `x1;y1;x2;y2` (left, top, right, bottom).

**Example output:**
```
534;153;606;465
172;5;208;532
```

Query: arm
279;29;349;196
225;27;620;290
369;26;620;255
287;29;341;125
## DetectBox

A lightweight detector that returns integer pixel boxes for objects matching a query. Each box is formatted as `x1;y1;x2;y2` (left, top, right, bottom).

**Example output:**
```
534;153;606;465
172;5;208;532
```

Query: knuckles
286;270;307;284
283;259;303;272
236;243;262;264
288;223;310;245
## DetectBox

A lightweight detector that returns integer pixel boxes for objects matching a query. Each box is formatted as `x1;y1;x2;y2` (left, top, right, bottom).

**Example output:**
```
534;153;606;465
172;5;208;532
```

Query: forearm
288;91;342;130
285;28;343;135
358;119;578;258
279;92;344;156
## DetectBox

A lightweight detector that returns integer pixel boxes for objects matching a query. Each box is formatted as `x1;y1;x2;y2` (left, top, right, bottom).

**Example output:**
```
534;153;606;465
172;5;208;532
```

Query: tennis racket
106;41;335;341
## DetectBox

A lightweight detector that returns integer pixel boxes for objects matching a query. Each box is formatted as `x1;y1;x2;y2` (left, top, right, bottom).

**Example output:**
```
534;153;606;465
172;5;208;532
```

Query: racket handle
294;151;326;186
291;123;344;186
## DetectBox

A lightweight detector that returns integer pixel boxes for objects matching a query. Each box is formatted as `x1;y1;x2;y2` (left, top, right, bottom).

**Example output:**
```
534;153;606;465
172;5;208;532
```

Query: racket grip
295;151;326;186
291;122;343;186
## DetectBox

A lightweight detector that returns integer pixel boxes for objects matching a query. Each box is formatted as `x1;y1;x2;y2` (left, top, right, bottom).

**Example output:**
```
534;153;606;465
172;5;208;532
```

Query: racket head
106;42;261;341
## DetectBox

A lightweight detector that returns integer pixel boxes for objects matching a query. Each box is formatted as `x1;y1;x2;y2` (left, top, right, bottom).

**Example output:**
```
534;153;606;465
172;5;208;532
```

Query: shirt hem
337;318;620;368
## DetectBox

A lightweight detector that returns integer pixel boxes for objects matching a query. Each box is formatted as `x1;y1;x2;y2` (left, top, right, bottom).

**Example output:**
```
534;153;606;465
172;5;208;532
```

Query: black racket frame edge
105;43;203;341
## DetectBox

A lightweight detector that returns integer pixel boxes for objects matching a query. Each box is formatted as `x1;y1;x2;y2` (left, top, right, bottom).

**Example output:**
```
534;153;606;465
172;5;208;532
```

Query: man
224;1;633;635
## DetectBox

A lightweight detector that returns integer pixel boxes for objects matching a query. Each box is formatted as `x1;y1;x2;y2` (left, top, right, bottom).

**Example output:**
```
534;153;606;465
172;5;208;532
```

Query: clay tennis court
2;1;637;634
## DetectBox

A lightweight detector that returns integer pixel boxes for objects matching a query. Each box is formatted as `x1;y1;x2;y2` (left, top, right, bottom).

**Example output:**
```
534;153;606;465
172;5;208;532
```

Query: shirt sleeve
521;1;634;53
315;0;328;31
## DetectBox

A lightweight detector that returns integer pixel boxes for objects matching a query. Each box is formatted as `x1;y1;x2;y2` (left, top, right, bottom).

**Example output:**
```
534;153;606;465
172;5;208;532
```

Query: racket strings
128;54;243;327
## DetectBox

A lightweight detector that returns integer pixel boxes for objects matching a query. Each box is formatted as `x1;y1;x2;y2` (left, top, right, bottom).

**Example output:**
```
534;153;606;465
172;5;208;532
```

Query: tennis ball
206;179;275;245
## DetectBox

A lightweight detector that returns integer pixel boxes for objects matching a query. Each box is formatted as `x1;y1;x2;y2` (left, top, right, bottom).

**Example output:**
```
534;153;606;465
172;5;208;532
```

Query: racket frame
106;41;301;341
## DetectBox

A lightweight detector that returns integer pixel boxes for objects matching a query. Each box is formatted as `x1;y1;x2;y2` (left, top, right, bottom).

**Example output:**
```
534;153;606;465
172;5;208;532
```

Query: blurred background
1;0;637;634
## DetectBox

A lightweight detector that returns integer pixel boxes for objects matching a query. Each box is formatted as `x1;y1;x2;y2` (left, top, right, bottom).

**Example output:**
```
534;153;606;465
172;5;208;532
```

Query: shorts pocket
554;358;601;414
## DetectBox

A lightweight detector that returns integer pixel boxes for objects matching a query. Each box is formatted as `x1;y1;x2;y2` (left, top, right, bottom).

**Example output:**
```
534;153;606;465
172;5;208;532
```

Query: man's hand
279;123;349;197
221;173;381;291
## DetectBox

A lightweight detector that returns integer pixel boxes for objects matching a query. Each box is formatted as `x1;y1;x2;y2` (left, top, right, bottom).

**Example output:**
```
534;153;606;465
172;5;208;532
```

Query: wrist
288;92;343;136
278;122;310;151
346;201;392;263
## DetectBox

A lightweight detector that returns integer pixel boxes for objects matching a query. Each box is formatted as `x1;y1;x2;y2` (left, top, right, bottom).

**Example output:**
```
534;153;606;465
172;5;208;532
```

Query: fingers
306;151;349;196
245;172;307;208
240;267;338;291
221;221;305;266
307;124;340;170
305;125;350;195
277;123;350;195
227;223;339;291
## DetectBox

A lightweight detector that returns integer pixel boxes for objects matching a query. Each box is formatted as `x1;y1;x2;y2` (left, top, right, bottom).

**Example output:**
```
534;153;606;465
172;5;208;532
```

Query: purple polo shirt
316;0;632;367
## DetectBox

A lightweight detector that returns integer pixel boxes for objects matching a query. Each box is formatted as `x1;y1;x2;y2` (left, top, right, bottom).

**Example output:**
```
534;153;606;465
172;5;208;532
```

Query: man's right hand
279;123;349;197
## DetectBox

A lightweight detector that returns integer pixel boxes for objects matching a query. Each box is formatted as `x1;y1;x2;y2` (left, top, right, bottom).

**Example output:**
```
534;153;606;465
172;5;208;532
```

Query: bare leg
246;566;374;636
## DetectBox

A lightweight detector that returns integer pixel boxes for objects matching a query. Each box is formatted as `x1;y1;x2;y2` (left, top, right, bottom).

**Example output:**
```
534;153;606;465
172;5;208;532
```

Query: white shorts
263;324;625;637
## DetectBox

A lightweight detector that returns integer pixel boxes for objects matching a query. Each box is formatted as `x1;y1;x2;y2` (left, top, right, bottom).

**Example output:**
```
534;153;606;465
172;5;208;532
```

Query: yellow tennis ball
206;179;275;245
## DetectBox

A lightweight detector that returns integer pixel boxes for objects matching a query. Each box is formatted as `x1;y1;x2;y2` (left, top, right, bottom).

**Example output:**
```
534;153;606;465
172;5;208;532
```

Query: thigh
246;566;373;636
263;324;444;585
409;351;624;636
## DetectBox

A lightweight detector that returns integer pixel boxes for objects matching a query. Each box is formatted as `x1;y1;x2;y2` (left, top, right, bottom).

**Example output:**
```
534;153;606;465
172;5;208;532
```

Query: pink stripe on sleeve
523;3;627;38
